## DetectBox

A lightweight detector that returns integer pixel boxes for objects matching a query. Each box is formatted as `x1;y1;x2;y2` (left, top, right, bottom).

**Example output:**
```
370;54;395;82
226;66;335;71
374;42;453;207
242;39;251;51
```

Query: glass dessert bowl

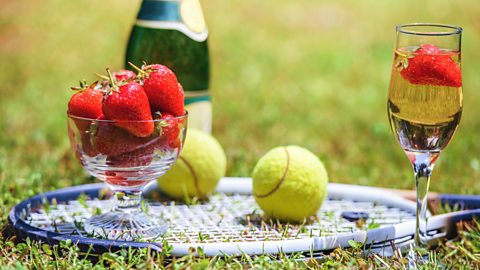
67;112;188;240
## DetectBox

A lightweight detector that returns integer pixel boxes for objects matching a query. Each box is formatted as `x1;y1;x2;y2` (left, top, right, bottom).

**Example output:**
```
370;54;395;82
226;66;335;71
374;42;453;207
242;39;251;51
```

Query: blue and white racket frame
8;177;480;257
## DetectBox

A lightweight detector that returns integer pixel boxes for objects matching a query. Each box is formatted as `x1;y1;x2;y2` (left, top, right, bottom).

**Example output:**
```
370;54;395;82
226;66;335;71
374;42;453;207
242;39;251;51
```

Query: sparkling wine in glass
387;24;463;251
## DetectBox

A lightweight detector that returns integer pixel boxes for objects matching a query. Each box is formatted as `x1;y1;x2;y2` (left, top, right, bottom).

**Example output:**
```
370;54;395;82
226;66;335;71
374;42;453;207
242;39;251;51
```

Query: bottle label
185;100;212;133
136;0;207;42
184;90;210;132
180;0;207;34
184;89;209;104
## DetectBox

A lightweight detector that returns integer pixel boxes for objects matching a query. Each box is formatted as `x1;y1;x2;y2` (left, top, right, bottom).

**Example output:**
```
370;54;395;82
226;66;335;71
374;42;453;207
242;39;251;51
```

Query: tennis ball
158;129;227;199
252;145;328;222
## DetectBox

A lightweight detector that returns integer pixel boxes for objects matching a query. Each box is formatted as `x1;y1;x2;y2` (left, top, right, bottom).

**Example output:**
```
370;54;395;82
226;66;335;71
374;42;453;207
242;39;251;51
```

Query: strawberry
113;69;136;82
154;112;184;149
102;69;154;137
82;136;98;157
68;119;98;158
106;144;155;168
105;173;149;187
79;128;98;157
141;64;185;116
67;81;104;122
94;122;155;156
400;44;462;87
68;81;104;157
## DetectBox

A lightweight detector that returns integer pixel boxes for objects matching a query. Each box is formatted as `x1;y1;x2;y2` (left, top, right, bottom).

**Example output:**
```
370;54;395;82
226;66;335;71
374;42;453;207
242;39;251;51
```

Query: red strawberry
113;69;136;82
68;81;104;157
68;122;98;158
83;137;98;157
80;129;98;157
94;123;154;156
103;79;154;137
106;144;155;168
400;44;462;87
67;81;104;122
142;64;185;116
105;173;148;187
155;112;185;149
417;44;440;54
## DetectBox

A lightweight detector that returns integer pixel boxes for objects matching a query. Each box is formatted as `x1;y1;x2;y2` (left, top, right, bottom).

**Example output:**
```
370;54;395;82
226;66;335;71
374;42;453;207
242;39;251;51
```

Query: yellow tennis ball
158;129;227;199
252;146;328;222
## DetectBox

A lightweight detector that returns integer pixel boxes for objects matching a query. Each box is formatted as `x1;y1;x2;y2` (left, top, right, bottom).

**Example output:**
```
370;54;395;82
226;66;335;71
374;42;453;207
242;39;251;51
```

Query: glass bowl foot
84;211;167;240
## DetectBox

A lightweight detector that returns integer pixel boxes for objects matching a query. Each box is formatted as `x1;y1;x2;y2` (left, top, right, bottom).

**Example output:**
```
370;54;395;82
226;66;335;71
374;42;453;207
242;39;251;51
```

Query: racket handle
383;188;442;214
439;194;480;210
385;188;480;214
384;188;439;201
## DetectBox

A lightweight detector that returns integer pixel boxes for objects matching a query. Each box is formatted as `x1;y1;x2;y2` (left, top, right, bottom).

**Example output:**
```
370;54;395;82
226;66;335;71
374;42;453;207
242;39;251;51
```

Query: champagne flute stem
415;166;431;247
410;152;437;247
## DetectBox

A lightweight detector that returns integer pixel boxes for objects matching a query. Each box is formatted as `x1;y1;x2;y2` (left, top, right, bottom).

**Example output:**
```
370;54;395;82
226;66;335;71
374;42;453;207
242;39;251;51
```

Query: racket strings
25;193;416;243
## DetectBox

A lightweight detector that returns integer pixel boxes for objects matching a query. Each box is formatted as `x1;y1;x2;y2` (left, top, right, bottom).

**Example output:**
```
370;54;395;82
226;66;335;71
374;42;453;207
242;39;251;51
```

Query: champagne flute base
406;244;429;269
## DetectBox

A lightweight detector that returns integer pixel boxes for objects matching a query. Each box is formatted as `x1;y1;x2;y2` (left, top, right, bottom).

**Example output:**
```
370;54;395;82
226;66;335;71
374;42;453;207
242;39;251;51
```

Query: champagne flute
387;23;463;251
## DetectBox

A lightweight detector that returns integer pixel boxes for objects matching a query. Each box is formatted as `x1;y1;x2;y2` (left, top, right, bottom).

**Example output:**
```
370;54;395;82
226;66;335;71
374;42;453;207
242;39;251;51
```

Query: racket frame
8;177;479;256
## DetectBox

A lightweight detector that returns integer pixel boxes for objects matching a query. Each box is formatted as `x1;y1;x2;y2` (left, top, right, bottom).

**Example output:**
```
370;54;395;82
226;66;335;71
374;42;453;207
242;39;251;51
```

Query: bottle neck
137;0;181;22
135;0;208;42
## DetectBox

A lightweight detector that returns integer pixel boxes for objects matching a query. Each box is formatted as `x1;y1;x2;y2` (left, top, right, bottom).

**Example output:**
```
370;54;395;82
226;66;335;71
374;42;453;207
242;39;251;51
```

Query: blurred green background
1;0;480;220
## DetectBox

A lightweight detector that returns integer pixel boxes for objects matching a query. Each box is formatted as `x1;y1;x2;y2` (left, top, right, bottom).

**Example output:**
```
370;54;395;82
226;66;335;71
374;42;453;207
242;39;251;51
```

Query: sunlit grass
1;221;480;268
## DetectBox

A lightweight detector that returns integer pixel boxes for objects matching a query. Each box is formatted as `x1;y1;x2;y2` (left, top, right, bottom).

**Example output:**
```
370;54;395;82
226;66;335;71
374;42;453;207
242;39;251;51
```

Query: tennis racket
9;177;480;257
385;187;480;215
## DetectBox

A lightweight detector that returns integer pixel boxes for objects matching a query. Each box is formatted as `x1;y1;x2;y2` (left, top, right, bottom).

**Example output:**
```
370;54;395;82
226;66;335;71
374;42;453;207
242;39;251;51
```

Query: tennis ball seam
178;156;202;197
253;146;290;198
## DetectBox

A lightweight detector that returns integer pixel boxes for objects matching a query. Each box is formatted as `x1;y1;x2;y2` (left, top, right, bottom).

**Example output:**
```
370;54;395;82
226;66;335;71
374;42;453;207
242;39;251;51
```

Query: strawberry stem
95;73;110;81
106;68;119;92
90;81;99;89
128;61;148;77
70;80;91;92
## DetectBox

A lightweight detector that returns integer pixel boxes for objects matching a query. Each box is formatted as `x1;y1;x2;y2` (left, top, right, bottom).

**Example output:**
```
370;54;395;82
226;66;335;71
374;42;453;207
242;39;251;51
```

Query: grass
1;222;480;269
1;0;480;268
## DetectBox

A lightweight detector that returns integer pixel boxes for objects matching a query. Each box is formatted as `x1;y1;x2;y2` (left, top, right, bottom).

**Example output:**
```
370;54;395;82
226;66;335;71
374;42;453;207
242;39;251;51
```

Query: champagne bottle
125;0;211;133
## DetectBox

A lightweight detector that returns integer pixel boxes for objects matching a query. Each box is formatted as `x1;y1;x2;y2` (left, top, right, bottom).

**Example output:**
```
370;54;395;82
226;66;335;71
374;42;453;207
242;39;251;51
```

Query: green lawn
1;0;480;268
